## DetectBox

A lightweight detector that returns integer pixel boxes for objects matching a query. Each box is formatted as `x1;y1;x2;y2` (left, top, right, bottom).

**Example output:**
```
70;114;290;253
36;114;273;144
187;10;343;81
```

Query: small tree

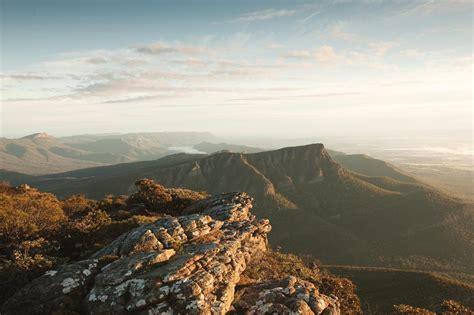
128;178;173;211
128;178;207;214
63;194;96;217
0;189;65;249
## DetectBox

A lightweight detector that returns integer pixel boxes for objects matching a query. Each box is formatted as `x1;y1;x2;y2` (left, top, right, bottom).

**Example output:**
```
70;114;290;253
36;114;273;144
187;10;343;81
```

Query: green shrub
241;250;362;314
0;187;65;249
99;194;128;212
393;304;435;314
128;178;207;214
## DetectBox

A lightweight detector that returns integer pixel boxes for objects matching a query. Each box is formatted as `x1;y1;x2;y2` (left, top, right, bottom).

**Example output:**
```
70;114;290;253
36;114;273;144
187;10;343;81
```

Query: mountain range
0;132;216;175
3;143;472;275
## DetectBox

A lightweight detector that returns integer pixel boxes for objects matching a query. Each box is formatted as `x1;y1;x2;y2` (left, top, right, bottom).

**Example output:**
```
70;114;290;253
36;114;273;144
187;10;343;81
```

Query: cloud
135;42;210;55
393;0;472;17
283;46;338;62
0;74;61;80
231;92;361;102
267;43;285;49
314;46;337;62
230;8;296;23
402;49;426;58
369;41;397;56
284;50;312;59
135;43;179;55
85;57;108;64
2;93;73;102
102;95;176;104
120;58;149;66
172;58;208;67
327;21;360;42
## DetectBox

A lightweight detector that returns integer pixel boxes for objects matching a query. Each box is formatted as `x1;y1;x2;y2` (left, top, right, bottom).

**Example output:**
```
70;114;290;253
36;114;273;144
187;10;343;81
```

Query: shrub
393;300;474;315
128;178;207;214
241;250;362;314
0;188;65;249
393;304;435;315
438;300;473;314
99;194;128;212
0;182;208;305
63;194;96;217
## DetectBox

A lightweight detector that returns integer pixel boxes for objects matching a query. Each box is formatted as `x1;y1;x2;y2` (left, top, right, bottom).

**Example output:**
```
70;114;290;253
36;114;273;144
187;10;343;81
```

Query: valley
3;142;472;274
1;135;473;313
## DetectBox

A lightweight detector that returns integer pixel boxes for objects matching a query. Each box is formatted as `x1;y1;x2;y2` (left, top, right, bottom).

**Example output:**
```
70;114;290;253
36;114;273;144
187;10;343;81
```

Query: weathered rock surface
232;276;340;315
2;192;339;315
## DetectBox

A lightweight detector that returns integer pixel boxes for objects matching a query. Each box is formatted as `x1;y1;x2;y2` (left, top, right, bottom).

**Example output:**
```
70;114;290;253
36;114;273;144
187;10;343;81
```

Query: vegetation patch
0;179;208;305
240;250;363;314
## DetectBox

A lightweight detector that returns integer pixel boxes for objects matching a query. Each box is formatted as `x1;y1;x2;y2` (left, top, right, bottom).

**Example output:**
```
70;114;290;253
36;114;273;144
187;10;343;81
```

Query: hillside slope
3;144;473;272
0;134;108;174
324;265;474;314
1;192;343;315
332;153;418;183
0;132;216;175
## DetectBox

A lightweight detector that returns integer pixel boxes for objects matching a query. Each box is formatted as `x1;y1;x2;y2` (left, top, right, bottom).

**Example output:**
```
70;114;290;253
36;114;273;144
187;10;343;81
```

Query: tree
0;189;65;248
128;178;207;214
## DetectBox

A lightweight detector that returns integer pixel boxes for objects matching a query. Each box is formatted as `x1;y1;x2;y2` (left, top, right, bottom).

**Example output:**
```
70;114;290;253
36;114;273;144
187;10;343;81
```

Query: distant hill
324;265;474;314
193;141;265;154
0;169;36;184
61;131;216;148
6;143;473;273
332;153;417;183
0;132;216;175
0;133;108;175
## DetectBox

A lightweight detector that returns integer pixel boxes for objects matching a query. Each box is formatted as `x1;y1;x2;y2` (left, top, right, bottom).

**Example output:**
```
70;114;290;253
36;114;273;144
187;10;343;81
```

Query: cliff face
2;192;340;315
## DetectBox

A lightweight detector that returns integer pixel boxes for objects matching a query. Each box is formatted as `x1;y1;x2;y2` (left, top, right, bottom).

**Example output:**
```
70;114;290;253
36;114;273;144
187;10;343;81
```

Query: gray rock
2;192;337;315
232;276;340;315
2;192;272;315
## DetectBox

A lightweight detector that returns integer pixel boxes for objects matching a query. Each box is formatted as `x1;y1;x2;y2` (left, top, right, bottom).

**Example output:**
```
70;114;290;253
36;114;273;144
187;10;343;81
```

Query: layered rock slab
2;192;340;314
232;276;340;315
2;193;270;314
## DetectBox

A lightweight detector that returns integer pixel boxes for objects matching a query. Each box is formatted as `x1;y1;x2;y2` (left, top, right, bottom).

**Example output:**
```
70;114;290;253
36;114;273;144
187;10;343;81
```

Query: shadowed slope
3;143;473;271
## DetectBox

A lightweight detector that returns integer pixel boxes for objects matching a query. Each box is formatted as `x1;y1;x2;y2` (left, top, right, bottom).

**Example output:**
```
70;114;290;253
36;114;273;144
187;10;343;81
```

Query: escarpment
1;192;341;314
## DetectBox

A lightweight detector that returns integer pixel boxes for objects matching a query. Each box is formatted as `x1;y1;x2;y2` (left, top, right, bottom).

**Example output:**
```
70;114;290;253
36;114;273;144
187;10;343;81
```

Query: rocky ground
1;192;341;314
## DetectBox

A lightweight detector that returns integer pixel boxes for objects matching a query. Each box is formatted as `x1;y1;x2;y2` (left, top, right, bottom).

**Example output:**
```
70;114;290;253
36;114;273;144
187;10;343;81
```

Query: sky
0;0;472;139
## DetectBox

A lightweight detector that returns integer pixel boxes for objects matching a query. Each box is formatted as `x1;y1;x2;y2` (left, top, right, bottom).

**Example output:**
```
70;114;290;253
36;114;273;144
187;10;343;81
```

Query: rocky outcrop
232;276;340;315
2;192;340;315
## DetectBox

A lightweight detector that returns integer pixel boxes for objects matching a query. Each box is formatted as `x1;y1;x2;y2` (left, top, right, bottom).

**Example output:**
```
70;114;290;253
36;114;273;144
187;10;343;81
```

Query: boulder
2;192;338;314
231;276;340;315
2;193;270;314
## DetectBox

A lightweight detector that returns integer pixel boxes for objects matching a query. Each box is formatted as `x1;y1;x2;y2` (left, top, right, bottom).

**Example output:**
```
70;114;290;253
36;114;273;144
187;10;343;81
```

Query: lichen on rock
1;192;339;315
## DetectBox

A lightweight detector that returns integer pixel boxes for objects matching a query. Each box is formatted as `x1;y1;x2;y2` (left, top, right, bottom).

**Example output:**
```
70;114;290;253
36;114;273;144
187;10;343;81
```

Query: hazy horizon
1;0;472;140
1;2;474;312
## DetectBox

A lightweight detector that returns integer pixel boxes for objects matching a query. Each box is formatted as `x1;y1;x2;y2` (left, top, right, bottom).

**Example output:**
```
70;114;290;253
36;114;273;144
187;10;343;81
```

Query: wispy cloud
283;46;339;62
172;58;209;67
393;0;472;17
135;42;210;55
326;21;360;42
135;43;179;55
284;50;312;59
85;57;108;64
401;49;426;58
229;8;296;23
102;95;176;104
0;74;62;80
314;46;338;62
267;43;285;49
368;41;398;56
231;92;361;102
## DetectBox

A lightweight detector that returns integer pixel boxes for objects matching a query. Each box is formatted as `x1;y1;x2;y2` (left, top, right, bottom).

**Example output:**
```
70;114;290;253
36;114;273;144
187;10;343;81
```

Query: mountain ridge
0;132;217;175
3;143;472;272
20;132;55;140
